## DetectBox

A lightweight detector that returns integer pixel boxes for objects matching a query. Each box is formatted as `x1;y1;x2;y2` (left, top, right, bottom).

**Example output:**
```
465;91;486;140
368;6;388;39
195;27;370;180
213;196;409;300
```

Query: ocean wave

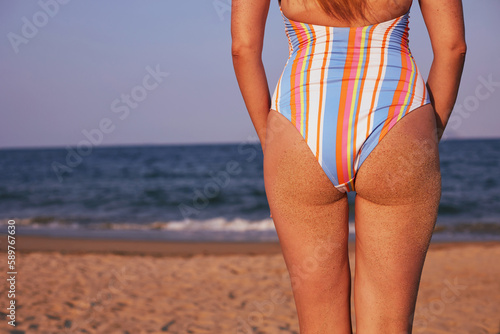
0;216;355;234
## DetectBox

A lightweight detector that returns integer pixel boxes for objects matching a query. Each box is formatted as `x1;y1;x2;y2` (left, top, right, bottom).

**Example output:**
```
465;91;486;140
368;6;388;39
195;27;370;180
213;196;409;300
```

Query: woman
231;0;466;332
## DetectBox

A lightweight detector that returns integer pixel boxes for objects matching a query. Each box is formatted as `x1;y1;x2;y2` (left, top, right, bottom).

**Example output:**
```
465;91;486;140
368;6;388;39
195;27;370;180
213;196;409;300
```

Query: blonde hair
314;0;368;22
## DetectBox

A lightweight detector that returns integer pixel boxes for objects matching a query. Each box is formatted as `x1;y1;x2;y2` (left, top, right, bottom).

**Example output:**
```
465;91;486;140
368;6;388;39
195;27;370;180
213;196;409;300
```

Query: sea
1;139;499;242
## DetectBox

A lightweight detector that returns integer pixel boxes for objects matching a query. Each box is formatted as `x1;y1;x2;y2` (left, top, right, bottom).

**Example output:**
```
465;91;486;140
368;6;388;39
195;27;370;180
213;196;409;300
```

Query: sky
0;0;499;149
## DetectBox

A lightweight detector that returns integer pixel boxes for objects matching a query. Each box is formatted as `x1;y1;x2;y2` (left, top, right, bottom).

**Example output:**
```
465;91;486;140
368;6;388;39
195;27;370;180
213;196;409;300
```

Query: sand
1;235;499;334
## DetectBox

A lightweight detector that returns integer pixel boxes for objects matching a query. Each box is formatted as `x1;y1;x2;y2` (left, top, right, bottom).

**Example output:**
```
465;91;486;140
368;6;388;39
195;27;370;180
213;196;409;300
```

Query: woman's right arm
419;0;467;140
231;0;272;151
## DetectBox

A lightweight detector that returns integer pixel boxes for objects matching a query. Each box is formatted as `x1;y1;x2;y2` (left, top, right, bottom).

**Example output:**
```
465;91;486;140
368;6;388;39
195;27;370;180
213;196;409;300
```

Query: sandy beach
1;235;499;334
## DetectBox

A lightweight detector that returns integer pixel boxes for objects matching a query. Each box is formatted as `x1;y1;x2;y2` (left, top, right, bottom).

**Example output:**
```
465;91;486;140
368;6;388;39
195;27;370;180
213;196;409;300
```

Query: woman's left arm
231;0;271;151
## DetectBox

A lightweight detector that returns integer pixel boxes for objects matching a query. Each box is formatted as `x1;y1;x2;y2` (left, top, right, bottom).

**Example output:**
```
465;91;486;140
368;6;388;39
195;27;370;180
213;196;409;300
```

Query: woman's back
280;0;413;27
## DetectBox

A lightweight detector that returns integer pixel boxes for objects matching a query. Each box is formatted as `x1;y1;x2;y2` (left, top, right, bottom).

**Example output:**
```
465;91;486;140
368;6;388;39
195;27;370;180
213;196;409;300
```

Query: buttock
270;10;431;192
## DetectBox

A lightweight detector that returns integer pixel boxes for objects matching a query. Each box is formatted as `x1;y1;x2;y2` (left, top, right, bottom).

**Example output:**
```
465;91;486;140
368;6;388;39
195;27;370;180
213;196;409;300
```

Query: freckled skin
264;104;441;333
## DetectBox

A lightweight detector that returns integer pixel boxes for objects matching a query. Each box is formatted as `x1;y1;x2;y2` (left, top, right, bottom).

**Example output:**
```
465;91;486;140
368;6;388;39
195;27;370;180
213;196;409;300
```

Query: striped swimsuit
271;7;430;192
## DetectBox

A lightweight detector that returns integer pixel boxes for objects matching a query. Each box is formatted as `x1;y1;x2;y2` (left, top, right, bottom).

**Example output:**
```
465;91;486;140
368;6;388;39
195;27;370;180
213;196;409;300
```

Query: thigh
264;109;349;256
353;104;442;331
264;109;352;332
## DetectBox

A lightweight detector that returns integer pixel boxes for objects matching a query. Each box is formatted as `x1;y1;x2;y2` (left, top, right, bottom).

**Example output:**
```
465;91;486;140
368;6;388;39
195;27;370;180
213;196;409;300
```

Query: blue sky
1;0;498;149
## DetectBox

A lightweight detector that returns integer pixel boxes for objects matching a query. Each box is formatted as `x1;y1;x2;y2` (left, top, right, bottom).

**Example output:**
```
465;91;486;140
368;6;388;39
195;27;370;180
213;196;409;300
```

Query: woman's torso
279;0;413;27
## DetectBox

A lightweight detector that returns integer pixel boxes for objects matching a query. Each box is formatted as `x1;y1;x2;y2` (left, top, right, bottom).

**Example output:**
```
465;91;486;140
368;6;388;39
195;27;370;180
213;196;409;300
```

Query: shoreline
8;234;500;256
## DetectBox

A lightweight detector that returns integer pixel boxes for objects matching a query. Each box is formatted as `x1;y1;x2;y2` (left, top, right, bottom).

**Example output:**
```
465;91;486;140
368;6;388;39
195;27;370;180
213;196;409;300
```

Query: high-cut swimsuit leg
271;6;431;193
